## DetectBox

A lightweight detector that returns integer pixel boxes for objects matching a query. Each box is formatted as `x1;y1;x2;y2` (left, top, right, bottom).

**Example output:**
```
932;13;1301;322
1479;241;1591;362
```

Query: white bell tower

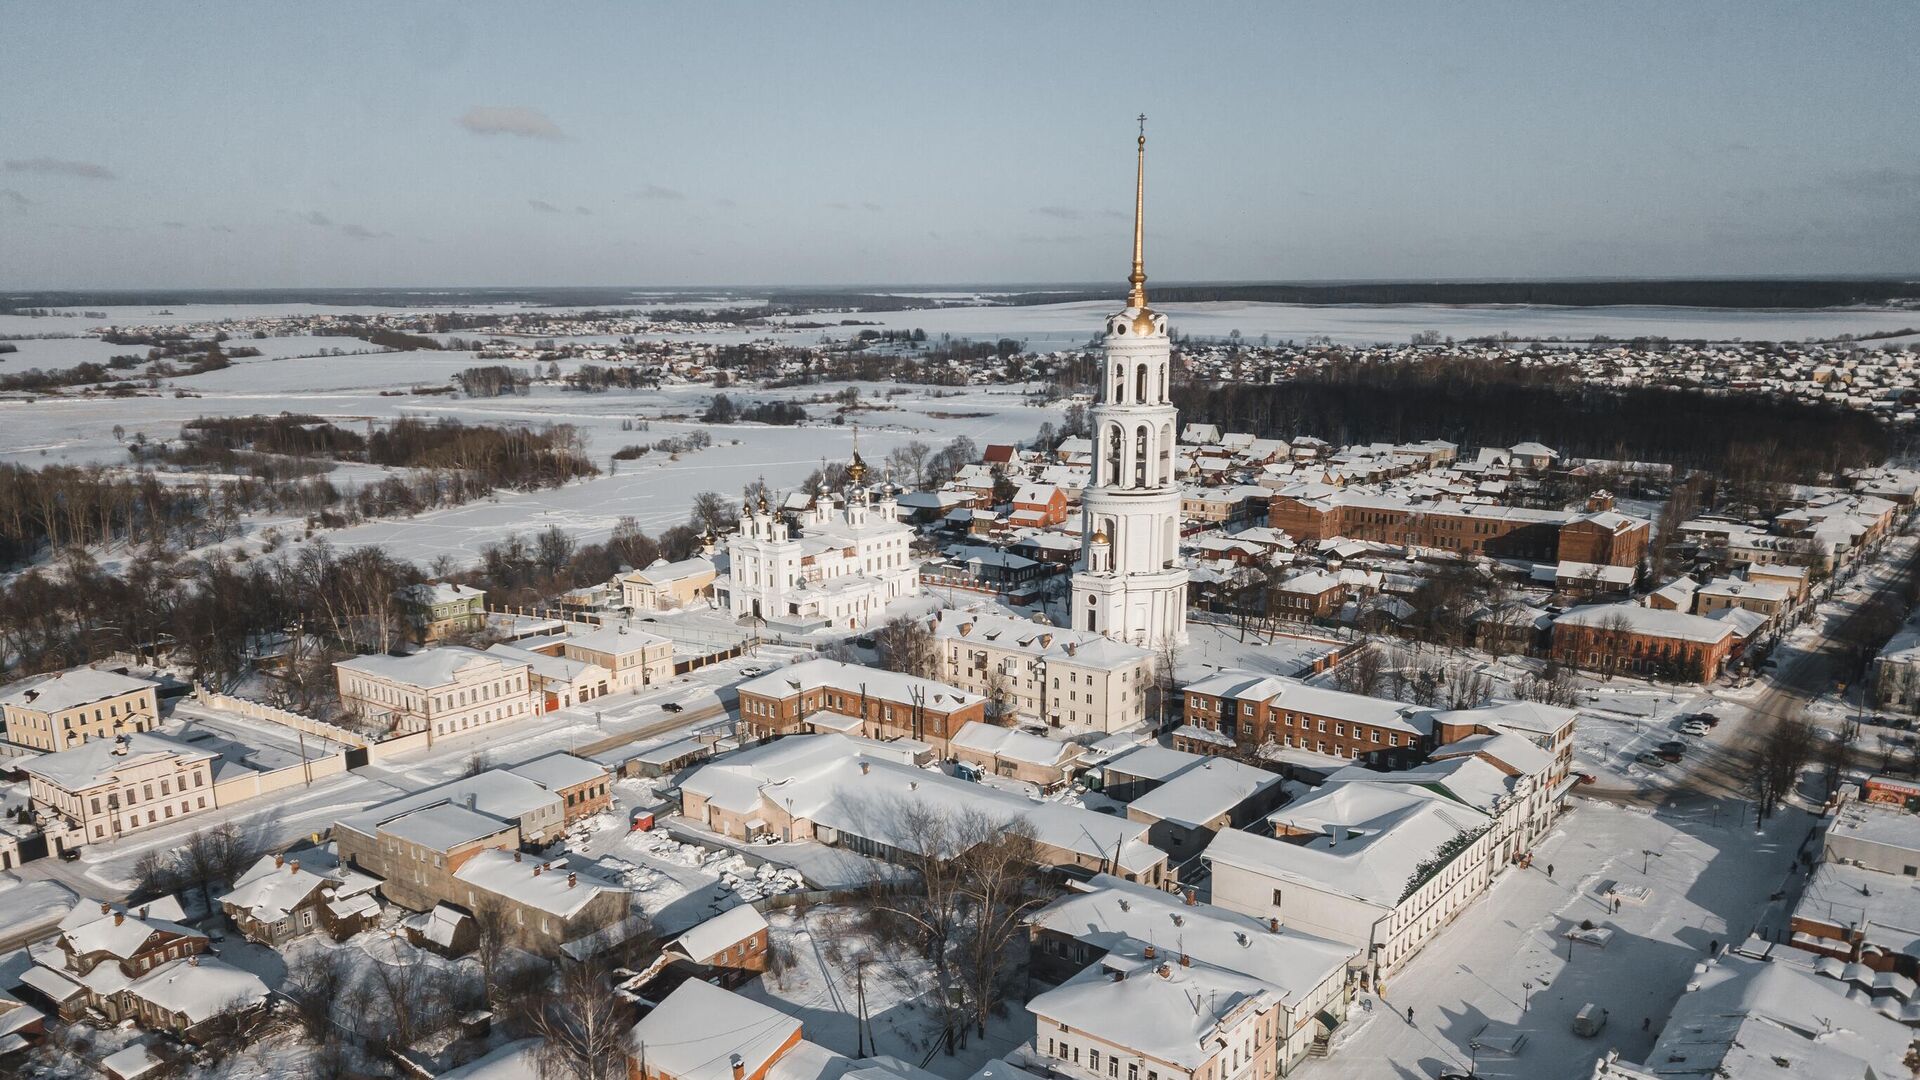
1071;117;1188;649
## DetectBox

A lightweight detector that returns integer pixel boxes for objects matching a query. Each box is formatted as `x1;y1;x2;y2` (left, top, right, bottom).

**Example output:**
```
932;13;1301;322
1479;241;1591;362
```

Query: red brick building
1178;672;1430;767
1268;489;1648;567
1549;604;1736;682
735;659;986;751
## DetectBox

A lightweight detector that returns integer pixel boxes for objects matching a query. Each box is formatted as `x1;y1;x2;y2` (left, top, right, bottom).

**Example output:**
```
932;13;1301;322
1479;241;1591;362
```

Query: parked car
1636;752;1670;769
1679;720;1711;738
1657;741;1686;762
1575;772;1599;785
660;701;683;713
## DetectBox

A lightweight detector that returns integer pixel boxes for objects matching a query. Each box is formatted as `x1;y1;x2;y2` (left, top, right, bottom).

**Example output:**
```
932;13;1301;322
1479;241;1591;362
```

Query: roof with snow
628;980;803;1080
737;659;983;712
1555;603;1736;645
565;621;672;655
0;667;157;714
950;722;1082;768
334;645;523;689
20;733;215;792
1126;758;1283;829
124;957;268;1025
1028;952;1276;1070
1207;784;1490;913
669;902;769;963
508;753;607;791
1028;874;1355;1007
933;609;1149;671
453;850;626;918
1182;671;1432;737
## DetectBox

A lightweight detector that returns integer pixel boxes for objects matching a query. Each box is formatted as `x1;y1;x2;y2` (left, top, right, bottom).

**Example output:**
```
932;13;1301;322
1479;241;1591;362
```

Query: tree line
1173;355;1889;485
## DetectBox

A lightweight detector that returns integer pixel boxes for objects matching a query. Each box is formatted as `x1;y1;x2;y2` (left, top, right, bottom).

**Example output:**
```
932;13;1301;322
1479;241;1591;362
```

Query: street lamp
1643;848;1664;875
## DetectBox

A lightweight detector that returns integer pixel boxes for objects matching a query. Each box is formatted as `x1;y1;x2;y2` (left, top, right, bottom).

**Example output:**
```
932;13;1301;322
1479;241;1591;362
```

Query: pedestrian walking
1406;1006;1415;1025
1642;1016;1651;1031
1547;863;1555;879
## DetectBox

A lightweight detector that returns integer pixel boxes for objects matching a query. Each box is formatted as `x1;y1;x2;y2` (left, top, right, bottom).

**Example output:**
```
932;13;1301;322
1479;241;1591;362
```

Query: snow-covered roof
0;667;156;714
338;769;558;847
439;1038;545;1079
950;722;1081;768
565;621;672;656
1183;671;1431;737
335;645;522;689
454;850;625;918
124;957;268;1025
737;659;982;713
1637;951;1911;1080
628;980;803;1080
1028;952;1276;1070
394;581;483;605
624;556;717;586
1430;729;1556;778
20;733;215;792
218;858;331;923
669;902;769;963
1102;745;1207;784
508;753;607;792
362;802;518;851
933;609;1149;671
1207;784;1490;912
1029;874;1355;1008
1555;603;1736;645
681;735;1164;874
485;642;606;683
1126;758;1283;829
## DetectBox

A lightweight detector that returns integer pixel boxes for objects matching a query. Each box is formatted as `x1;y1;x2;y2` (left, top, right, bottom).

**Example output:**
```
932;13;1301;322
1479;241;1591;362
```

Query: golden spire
848;425;867;485
1127;113;1149;311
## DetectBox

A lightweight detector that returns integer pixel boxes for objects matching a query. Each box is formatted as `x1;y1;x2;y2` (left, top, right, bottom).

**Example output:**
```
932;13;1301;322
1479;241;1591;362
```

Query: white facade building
722;457;917;629
932;608;1152;732
1071;128;1188;649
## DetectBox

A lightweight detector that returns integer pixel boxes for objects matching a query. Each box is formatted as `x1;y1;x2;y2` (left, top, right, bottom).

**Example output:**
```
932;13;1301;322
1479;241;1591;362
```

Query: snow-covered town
6;4;1920;1079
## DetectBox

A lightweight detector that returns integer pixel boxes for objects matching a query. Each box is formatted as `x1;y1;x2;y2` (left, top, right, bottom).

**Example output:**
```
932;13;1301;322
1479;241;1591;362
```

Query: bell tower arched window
1136;363;1149;404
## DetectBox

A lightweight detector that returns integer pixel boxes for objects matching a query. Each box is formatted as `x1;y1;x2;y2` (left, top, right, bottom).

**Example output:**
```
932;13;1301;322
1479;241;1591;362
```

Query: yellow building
1;667;161;752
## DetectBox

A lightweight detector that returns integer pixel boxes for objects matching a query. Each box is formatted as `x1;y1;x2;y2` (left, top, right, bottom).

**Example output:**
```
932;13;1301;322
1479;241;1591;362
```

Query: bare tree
529;960;631;1080
1334;645;1384;697
953;820;1047;1039
286;947;353;1042
1445;662;1493;710
875;615;941;681
471;896;514;997
1752;713;1817;822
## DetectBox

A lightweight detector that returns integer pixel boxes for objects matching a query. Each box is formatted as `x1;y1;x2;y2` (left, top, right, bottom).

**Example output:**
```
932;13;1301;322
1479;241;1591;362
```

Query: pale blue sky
2;1;1915;289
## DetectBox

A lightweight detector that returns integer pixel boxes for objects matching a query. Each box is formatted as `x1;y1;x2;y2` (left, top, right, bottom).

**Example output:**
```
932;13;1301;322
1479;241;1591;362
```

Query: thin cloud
528;199;563;214
458;106;564;140
340;222;388;239
574;206;592;216
1830;166;1920;200
5;157;116;180
0;188;31;207
1035;205;1081;220
302;211;334;227
634;184;685;201
162;221;188;230
827;201;851;211
862;202;883;213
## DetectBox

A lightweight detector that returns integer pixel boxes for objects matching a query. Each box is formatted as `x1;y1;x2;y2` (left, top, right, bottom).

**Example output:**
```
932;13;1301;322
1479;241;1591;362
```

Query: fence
192;685;370;749
211;751;349;806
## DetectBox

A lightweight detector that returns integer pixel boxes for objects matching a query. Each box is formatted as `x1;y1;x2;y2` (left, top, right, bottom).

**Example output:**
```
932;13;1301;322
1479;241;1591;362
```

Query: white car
1678;720;1711;737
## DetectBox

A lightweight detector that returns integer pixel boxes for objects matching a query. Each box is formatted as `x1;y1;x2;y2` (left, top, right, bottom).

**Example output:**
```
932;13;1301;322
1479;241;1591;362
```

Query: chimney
1184;888;1197;907
1269;917;1280;933
958;622;971;636
189;955;199;967
1179;953;1191;967
1144;943;1156;960
860;761;871;775
514;851;523;862
100;902;111;915
534;865;543;877
568;872;578;888
466;792;478;811
1111;969;1126;982
274;854;285;869
731;1055;745;1080
113;912;124;926
1157;963;1172;979
289;860;300;876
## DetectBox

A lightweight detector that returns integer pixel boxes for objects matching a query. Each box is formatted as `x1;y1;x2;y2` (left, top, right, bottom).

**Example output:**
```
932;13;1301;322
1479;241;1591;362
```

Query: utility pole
855;961;869;1057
